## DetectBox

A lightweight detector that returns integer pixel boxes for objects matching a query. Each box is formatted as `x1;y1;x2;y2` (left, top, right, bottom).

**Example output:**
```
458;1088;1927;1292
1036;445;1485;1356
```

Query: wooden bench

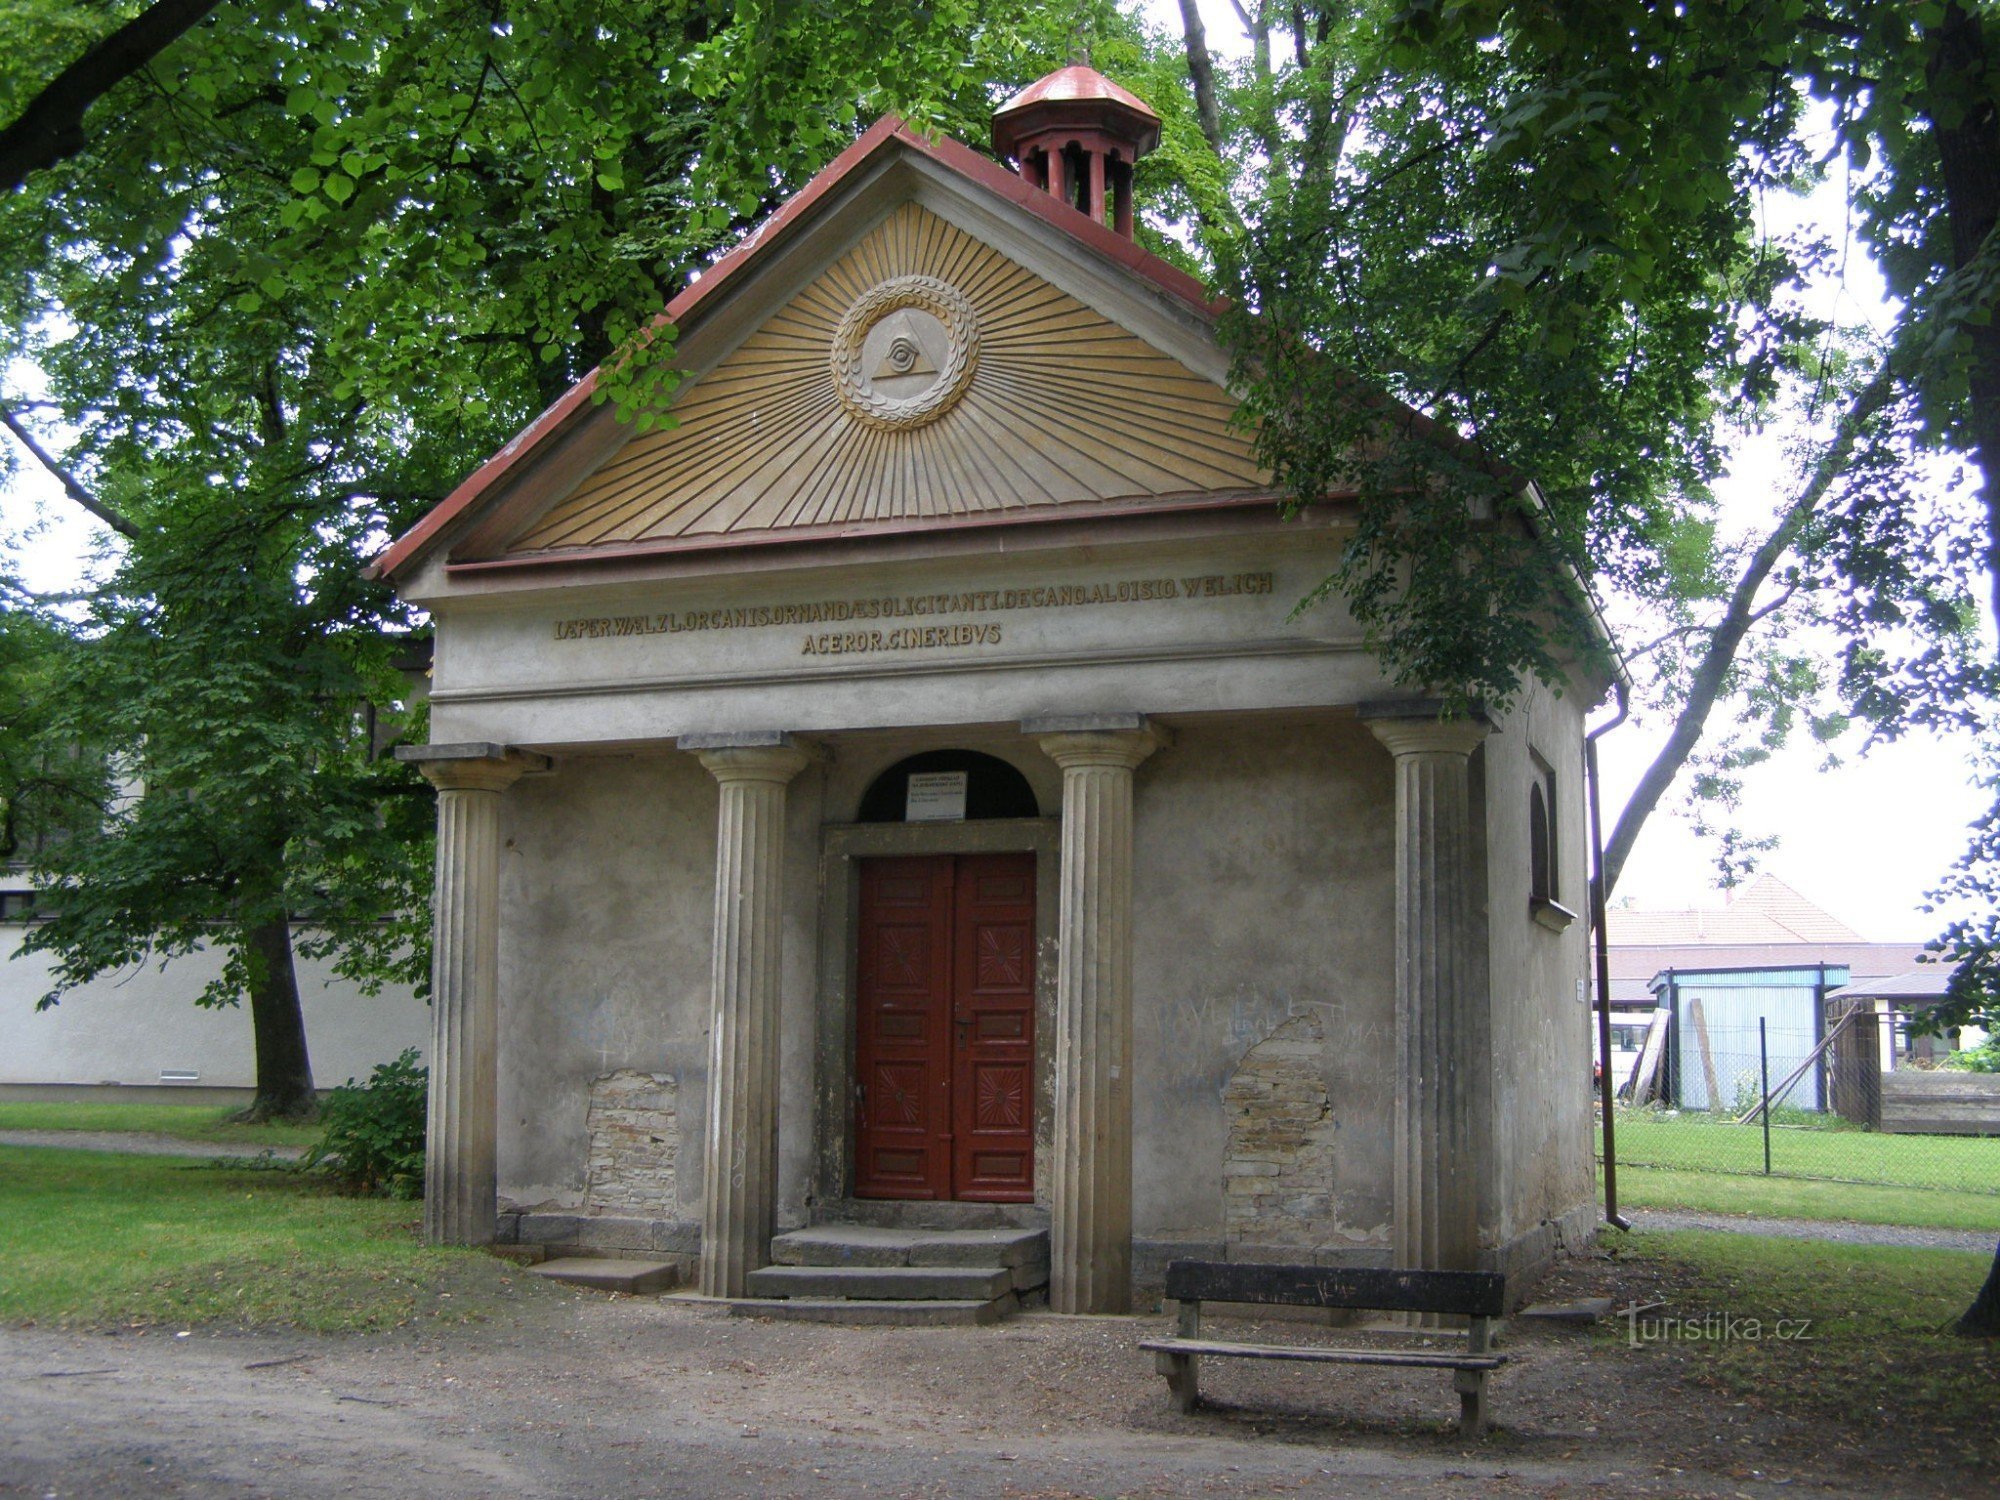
1139;1260;1509;1436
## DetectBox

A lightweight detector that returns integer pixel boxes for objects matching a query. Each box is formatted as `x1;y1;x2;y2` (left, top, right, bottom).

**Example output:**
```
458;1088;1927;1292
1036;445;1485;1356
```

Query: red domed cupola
991;65;1162;240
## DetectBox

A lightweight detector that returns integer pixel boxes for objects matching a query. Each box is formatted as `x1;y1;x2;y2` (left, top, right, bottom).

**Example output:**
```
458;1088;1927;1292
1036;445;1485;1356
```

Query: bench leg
1154;1349;1200;1413
1453;1368;1488;1437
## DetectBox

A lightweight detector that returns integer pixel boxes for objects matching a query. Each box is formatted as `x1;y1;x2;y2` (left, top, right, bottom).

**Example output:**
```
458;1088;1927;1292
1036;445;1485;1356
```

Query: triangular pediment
501;202;1269;556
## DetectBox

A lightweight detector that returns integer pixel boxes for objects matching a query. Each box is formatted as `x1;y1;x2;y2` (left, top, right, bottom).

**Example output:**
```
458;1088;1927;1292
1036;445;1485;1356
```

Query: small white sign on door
905;771;969;822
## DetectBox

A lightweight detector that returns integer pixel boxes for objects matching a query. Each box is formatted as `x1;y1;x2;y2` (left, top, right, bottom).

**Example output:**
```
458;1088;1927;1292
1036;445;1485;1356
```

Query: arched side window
1528;748;1575;931
856;750;1041;823
1529;780;1553;904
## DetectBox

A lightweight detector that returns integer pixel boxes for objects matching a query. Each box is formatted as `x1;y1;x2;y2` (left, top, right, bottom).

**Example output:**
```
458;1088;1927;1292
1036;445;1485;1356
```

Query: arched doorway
846;751;1042;1203
855;749;1041;823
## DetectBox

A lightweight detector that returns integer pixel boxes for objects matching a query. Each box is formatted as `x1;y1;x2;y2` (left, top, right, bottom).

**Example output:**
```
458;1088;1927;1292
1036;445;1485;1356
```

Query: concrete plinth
1033;719;1162;1314
1365;708;1489;1276
691;736;811;1298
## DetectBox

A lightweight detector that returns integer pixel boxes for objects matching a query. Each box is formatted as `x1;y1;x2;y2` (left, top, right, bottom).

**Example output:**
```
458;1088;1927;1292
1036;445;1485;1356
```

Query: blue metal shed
1649;965;1848;1112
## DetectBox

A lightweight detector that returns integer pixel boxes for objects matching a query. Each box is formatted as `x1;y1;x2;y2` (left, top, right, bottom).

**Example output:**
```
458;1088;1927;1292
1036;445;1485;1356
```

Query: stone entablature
421;535;1381;752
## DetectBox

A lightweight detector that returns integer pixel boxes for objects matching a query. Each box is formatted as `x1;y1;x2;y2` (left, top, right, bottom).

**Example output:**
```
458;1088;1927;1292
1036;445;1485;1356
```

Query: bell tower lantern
991;65;1162;240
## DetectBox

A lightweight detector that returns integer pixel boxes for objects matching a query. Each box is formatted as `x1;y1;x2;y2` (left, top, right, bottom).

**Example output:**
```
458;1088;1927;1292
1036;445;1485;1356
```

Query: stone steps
726;1294;1017;1327
528;1257;679;1295
772;1225;1048;1270
745;1263;1015;1300
738;1224;1048;1325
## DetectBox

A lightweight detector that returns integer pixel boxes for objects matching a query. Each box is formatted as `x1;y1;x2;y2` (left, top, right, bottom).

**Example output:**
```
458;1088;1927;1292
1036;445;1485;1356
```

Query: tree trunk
0;0;225;193
240;917;317;1121
1602;370;1894;894
1925;10;2000;1342
1176;0;1226;153
1924;4;2000;631
1957;1240;2000;1337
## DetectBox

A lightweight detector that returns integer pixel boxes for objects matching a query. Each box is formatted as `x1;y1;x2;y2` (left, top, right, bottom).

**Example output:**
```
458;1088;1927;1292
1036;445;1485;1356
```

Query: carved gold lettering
557;573;1274;643
798;623;1004;656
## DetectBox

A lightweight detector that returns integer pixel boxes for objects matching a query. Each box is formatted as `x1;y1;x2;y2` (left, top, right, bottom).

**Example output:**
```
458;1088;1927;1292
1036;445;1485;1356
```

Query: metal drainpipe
1586;681;1633;1232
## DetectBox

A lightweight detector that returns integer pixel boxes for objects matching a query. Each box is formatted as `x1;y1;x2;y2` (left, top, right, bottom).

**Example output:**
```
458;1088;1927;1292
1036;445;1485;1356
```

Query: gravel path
0;1140;1991;1496
1628;1206;1996;1252
0;1278;1959;1500
0;1128;307;1161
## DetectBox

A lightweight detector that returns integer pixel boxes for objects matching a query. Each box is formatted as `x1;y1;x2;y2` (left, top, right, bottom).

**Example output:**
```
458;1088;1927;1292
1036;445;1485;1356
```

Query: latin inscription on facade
551;571;1275;658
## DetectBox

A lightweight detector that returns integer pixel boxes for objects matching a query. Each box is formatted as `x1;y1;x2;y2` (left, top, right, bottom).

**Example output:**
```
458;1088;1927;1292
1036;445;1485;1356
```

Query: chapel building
376;68;1606;1316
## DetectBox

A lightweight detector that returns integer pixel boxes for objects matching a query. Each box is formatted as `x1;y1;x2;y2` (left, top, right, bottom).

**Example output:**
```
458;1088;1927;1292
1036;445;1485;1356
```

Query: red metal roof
994;64;1161;123
368;115;1222;582
1605;873;1867;947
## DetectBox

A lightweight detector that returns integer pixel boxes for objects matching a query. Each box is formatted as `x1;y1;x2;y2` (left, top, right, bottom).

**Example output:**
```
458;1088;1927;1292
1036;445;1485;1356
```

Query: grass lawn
0;1100;321;1149
1608;1164;2000;1232
0;1146;552;1331
1602;1110;2000;1194
1615;1230;2000;1471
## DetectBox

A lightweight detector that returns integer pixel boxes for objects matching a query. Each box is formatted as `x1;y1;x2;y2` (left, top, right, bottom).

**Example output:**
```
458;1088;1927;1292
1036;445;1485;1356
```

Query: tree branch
255;360;286;448
1233;0;1277;157
0;0;225;194
1742;585;1798;629
1627;619;1725;662
1602;367;1896;892
0;405;141;539
1177;0;1227;154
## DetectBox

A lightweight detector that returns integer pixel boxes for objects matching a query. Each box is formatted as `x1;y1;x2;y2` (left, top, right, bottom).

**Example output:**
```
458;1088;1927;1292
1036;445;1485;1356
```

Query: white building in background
1;873;427;1102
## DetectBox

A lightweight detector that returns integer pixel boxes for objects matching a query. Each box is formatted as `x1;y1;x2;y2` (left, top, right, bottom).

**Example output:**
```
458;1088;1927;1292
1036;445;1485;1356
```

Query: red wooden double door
854;852;1035;1201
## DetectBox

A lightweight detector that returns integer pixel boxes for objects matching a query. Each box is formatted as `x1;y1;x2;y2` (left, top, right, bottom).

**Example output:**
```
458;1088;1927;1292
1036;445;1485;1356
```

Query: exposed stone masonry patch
584;1070;677;1218
1222;1013;1335;1246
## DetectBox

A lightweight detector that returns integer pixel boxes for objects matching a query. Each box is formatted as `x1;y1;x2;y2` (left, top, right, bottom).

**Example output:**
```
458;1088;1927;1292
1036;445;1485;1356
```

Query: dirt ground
0;1252;1978;1500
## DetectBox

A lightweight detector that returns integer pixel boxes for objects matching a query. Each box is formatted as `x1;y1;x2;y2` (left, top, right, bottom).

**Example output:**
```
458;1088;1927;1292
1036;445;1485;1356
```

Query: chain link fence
1598;1010;2000;1197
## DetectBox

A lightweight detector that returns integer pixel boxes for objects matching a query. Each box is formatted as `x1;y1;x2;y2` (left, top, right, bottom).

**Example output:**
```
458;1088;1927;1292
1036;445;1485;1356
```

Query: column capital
1361;703;1490;761
1030;715;1168;772
397;742;551;793
685;732;814;786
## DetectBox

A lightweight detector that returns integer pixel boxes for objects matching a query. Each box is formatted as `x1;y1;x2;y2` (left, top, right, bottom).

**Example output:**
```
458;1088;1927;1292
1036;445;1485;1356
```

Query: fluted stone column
399;742;547;1247
1363;705;1490;1277
1029;714;1164;1315
686;733;811;1298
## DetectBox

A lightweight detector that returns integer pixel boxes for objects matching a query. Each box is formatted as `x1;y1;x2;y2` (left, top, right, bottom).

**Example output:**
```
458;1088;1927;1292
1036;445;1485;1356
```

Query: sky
3;6;1991;948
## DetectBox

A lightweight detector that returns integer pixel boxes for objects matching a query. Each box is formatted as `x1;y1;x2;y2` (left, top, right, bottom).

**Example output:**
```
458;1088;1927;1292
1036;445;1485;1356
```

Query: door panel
951;854;1037;1201
854;857;953;1198
853;852;1036;1202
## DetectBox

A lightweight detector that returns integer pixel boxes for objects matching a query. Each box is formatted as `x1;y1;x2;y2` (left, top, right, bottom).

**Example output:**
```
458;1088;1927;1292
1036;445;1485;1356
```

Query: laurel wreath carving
830;275;979;431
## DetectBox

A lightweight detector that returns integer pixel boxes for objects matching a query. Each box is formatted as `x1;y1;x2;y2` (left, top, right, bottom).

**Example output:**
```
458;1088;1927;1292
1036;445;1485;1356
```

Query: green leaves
0;0;1156;1045
303;1048;428;1197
